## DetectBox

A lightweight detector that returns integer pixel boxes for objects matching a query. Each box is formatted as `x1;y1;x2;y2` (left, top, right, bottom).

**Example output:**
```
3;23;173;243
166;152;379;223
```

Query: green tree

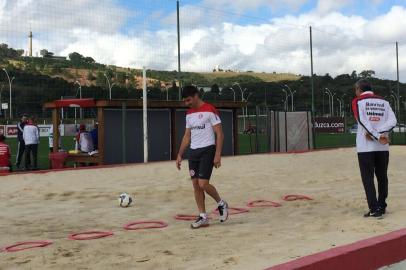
359;70;375;78
84;57;95;64
68;52;84;66
351;70;358;79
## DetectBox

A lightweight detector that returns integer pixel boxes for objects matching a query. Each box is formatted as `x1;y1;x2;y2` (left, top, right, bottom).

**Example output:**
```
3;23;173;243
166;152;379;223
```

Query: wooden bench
66;153;101;167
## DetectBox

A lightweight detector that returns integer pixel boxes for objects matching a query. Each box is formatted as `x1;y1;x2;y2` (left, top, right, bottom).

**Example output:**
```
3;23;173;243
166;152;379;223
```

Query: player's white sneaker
191;215;209;229
218;200;229;222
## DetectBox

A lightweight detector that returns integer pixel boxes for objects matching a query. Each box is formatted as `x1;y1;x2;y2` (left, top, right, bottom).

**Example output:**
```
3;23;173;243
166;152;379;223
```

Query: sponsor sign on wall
314;117;345;133
6;126;18;137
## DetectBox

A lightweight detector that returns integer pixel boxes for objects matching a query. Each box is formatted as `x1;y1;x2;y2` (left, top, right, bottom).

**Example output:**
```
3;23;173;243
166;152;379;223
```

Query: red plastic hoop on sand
212;207;249;215
2;241;52;252
282;194;313;201
174;214;199;221
247;200;282;208
68;231;114;240
123;221;168;230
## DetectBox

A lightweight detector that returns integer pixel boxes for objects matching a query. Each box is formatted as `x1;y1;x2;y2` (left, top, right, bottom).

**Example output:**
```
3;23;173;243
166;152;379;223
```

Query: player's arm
176;128;191;170
378;104;397;145
378;104;397;134
213;123;224;168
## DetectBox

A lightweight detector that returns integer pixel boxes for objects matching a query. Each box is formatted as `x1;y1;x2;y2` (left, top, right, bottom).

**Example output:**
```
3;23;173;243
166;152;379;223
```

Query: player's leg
198;179;220;203
357;152;379;216
16;141;25;168
197;146;229;222
32;144;38;169
24;145;32;170
189;159;209;229
374;151;389;214
192;178;206;213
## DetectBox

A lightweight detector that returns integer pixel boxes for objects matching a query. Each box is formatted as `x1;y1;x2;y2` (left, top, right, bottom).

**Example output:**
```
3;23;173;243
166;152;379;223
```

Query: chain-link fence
0;0;405;149
237;107;406;155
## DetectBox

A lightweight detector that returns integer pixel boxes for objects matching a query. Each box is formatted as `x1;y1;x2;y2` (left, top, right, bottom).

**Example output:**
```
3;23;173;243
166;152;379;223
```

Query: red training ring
2;241;52;252
247;200;282;208
68;231;114;241
212;207;249;215
123;220;168;230
174;214;199;221
282;195;313;201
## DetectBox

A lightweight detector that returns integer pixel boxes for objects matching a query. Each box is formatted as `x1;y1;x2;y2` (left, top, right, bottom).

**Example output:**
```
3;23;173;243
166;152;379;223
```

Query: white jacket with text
23;124;40;145
352;91;397;153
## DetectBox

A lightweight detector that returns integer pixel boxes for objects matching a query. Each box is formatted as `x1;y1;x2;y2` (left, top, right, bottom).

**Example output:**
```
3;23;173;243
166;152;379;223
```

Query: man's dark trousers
16;140;25;168
357;151;389;212
25;144;38;170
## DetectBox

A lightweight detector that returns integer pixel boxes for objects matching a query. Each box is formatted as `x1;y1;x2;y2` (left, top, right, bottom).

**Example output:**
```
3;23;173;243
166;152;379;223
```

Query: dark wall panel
104;109;123;164
104;109;171;164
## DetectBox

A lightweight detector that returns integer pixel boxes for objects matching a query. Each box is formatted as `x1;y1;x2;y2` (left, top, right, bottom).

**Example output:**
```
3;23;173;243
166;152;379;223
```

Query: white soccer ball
118;193;133;208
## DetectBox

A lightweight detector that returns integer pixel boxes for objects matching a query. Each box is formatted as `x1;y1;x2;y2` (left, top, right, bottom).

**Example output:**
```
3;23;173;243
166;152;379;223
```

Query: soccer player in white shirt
176;86;229;229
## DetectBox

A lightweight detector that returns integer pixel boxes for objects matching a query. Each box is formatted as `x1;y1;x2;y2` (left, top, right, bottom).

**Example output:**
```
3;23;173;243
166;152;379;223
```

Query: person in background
15;114;28;169
23;118;40;170
49;124;62;152
76;124;94;153
352;79;397;218
0;134;12;173
90;123;98;150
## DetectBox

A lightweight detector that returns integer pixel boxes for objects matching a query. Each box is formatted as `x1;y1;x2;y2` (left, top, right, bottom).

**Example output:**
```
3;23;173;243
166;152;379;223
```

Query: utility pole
396;41;400;117
284;84;296;111
310;26;315;114
104;73;112;100
282;89;288;112
75;81;83;118
2;68;13;119
177;0;182;100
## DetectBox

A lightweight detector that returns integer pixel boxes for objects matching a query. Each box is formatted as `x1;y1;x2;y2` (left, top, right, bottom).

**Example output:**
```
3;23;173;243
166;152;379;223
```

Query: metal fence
0;0;405;150
236;106;406;155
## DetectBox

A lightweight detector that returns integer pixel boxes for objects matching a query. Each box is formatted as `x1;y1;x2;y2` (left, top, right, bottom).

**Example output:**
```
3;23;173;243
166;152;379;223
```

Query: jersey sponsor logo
366;111;384;117
190;124;206;130
198;113;203;119
189;170;195;177
369;116;381;121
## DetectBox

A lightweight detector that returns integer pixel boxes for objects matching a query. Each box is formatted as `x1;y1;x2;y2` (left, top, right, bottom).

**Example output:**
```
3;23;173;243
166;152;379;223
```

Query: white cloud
0;0;130;53
315;0;352;14
201;0;309;12
0;1;405;82
366;6;406;42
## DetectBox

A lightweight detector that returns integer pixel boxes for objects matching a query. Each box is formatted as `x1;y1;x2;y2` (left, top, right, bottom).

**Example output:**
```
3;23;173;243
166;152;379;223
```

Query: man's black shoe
364;210;376;217
364;209;384;218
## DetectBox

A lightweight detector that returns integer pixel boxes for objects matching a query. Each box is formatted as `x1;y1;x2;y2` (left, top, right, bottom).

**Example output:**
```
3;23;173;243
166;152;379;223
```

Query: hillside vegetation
0;43;404;121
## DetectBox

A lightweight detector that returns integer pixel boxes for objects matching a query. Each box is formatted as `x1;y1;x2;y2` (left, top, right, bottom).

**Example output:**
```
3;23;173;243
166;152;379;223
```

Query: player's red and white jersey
186;103;221;149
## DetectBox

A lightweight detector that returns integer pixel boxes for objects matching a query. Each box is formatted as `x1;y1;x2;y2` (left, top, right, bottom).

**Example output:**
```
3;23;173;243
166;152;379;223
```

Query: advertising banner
314;117;345;133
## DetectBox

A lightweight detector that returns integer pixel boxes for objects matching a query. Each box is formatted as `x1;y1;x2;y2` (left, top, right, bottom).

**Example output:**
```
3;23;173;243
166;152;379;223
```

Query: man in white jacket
352;79;397;218
23;118;40;170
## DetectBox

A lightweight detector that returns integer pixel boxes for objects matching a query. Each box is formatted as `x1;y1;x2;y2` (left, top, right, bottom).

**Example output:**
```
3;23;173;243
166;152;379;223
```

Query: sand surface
0;147;405;270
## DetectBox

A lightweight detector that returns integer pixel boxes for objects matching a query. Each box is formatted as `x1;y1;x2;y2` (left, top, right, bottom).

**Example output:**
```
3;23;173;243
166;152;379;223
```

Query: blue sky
116;0;406;31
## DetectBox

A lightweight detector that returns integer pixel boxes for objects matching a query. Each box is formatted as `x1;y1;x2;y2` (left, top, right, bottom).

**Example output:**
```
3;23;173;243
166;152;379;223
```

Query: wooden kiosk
44;99;246;166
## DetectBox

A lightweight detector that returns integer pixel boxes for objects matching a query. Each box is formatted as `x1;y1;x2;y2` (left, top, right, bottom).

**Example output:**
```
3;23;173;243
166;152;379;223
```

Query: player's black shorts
188;145;216;180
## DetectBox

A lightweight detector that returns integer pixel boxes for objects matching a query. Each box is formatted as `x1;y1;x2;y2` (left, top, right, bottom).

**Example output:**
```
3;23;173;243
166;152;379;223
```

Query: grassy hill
200;72;300;83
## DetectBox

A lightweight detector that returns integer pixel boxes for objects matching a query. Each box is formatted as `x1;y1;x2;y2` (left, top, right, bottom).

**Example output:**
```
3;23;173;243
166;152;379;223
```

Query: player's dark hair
355;79;372;92
182;85;199;98
0;134;5;142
